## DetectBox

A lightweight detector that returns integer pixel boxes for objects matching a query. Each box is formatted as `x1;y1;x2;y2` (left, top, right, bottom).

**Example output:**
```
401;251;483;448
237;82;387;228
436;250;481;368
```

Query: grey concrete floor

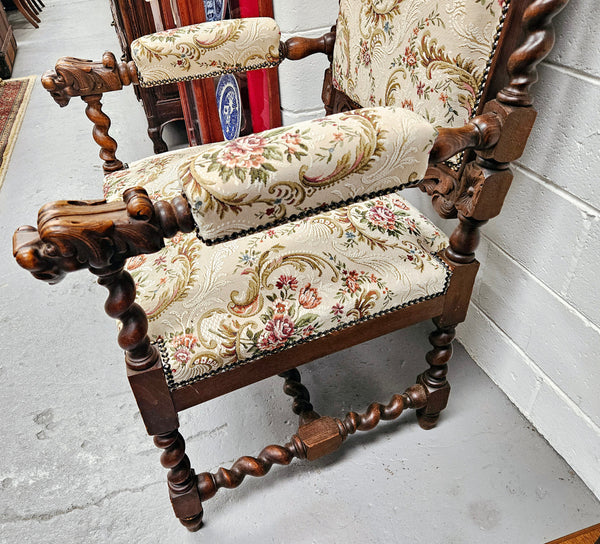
0;1;598;543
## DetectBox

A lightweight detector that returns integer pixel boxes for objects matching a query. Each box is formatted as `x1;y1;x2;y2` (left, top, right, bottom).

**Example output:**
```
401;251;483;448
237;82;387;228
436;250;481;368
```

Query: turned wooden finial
497;0;570;106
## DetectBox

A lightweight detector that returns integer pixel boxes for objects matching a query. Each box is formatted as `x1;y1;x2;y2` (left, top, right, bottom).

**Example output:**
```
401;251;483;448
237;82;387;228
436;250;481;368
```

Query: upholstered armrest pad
181;106;437;243
131;18;281;87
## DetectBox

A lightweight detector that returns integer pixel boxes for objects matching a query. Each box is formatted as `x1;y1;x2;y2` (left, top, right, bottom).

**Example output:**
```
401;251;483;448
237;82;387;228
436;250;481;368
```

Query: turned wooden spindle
497;0;570;107
281;31;336;62
196;384;428;502
154;430;203;531
416;325;456;430
83;94;124;174
279;369;320;425
95;263;157;370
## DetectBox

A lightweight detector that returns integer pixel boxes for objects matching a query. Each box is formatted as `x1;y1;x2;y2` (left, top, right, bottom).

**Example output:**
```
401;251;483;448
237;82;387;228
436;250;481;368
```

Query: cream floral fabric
182;106;437;243
131;17;281;86
332;0;509;129
104;157;450;390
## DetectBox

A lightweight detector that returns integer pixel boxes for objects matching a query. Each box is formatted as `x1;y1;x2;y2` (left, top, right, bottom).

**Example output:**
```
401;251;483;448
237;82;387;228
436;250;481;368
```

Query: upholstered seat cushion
104;154;450;390
131;18;281;87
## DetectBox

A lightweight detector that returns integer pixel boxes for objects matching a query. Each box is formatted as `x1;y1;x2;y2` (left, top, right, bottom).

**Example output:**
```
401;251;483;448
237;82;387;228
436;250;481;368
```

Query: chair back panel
332;0;510;129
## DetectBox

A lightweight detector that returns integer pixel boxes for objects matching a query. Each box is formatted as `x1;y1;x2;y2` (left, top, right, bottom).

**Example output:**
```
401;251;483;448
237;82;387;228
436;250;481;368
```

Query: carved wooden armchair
12;0;568;531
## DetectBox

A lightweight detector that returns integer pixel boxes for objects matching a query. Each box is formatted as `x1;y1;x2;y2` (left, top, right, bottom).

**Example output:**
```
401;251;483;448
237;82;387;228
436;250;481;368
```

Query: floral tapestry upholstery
181;106;437;243
104;157;450;390
131;17;281;87
332;0;509;129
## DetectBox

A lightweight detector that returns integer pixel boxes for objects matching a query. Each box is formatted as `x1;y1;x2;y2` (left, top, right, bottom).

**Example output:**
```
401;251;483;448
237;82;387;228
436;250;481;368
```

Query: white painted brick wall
272;1;600;499
273;0;338;124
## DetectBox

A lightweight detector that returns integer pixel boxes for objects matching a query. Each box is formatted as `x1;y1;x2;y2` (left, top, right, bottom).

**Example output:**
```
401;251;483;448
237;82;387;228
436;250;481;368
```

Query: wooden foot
148;126;168;155
416;322;456;429
154;430;204;532
279;368;320;424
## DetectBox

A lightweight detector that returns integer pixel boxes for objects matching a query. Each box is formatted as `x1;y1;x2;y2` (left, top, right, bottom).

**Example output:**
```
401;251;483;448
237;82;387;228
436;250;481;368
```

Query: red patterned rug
0;75;35;189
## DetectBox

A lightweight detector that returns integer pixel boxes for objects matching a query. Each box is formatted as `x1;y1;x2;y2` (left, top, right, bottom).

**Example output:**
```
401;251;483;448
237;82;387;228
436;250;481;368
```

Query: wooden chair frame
13;0;569;531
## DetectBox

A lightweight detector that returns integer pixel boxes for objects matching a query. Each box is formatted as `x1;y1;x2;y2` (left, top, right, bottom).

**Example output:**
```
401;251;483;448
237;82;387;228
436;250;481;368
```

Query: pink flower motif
171;334;199;366
258;315;295;350
416;81;425;97
276;274;298;290
404;47;417;67
302;325;315;338
231;135;268;155
345;270;360;293
282;132;302;154
273;299;289;317
298;283;322;309
366;205;397;231
439;92;449;104
332;131;344;142
391;198;410;210
332;303;344;316
219;135;269;169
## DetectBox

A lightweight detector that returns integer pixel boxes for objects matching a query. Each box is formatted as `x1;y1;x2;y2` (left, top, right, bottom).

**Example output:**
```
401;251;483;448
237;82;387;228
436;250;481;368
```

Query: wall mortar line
479;233;600;334
513;162;600;216
542;59;600;85
465;301;600;431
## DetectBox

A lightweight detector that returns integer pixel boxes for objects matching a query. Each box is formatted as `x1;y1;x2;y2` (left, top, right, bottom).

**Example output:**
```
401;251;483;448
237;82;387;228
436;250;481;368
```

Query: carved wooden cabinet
109;0;184;153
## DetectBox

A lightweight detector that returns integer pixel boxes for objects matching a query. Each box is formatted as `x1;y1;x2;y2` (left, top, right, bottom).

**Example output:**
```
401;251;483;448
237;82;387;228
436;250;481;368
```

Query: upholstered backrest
332;0;509;129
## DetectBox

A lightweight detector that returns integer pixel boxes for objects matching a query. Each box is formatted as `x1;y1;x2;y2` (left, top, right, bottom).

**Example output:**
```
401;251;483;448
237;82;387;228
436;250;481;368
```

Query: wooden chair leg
23;0;40;15
416;321;456;430
154;429;204;532
148;126;169;155
12;0;40;27
279;368;320;424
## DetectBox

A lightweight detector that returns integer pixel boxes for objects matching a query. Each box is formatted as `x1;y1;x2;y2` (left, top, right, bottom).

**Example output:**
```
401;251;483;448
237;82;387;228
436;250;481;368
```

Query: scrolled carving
41;51;139;107
12;187;195;284
497;0;570;106
418;165;460;219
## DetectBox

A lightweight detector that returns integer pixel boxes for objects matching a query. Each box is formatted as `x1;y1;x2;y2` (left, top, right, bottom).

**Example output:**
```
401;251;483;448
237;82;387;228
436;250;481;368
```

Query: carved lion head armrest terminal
13;188;194;284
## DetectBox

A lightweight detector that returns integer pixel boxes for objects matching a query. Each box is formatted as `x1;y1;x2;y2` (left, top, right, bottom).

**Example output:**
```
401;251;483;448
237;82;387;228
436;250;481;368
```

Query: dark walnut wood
154;430;203;531
279;368;320;425
41;53;139;173
498;0;571;106
280;31;336;62
196;384;428;502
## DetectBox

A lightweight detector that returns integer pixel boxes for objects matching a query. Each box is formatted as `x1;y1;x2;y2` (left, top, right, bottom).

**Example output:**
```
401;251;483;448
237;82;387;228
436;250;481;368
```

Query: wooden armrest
280;30;336;62
41;52;138;107
13;188;194;284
